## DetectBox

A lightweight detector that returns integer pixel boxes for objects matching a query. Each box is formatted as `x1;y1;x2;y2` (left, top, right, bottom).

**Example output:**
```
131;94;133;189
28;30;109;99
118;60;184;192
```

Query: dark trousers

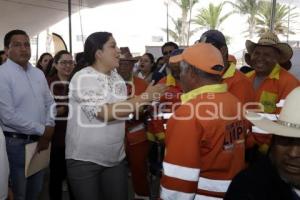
49;146;74;200
67;159;128;200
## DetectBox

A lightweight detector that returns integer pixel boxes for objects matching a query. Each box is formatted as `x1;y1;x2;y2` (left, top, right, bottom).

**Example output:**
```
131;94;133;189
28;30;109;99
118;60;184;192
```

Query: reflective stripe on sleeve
194;194;223;200
198;177;231;193
252;126;269;134
276;99;285;108
256;113;278;120
157;113;173;119
163;162;200;182
128;123;144;133
160;186;195;200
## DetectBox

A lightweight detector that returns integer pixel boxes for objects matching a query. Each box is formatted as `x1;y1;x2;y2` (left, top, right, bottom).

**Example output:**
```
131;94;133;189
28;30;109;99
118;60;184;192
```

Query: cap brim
246;111;300;138
169;54;183;64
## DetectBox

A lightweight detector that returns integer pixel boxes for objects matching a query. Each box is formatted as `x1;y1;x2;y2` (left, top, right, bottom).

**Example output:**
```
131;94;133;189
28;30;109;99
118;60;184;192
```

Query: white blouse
65;67;127;167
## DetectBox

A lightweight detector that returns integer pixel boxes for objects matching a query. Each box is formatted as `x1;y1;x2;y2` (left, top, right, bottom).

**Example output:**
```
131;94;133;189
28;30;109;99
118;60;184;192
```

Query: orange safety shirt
146;74;182;142
246;64;299;149
246;64;299;113
126;76;148;145
161;84;246;199
223;63;255;105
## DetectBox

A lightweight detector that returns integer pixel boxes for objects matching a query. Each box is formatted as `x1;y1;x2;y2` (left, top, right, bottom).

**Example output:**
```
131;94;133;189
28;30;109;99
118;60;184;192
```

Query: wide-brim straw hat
246;87;300;138
245;31;293;63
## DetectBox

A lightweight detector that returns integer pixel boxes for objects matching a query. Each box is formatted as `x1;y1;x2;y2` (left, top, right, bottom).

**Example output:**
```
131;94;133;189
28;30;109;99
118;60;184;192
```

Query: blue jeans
5;137;44;200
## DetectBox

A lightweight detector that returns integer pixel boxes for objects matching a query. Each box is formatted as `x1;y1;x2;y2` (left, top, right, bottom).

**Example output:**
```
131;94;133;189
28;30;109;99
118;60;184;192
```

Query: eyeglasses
58;60;74;66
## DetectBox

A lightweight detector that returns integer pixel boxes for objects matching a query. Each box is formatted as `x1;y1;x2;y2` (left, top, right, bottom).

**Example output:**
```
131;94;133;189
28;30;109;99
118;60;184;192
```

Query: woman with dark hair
36;52;53;74
65;32;166;200
47;50;75;200
135;53;156;83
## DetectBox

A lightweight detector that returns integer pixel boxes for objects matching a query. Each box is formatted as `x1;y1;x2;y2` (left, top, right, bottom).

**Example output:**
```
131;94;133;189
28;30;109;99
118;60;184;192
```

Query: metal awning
0;0;129;48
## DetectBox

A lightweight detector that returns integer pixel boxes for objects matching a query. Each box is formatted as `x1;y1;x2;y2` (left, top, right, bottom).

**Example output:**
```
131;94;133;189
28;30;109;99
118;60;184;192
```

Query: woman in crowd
36;53;53;75
47;50;75;200
65;32;166;200
135;53;156;83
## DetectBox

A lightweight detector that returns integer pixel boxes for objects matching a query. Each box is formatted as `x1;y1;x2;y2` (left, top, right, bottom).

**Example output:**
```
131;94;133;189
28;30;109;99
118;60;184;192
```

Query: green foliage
256;1;299;36
227;0;260;39
167;0;199;45
194;2;233;30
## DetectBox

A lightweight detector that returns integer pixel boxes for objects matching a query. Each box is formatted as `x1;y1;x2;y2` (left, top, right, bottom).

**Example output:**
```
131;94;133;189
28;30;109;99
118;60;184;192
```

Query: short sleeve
69;70;108;121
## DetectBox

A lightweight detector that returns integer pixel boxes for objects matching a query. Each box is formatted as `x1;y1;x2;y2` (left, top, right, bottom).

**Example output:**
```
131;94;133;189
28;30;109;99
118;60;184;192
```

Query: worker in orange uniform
160;43;246;199
198;30;255;106
117;48;150;200
146;50;183;198
244;31;300;160
147;49;184;143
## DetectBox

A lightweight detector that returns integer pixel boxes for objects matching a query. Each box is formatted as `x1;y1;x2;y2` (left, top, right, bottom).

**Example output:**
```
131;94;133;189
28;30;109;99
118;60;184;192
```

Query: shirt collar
222;63;236;79
6;58;31;71
268;64;280;80
181;83;227;104
246;64;280;80
166;74;176;86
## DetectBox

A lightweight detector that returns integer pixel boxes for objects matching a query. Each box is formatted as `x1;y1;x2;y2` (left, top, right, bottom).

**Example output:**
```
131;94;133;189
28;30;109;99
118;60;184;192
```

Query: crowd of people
0;28;299;200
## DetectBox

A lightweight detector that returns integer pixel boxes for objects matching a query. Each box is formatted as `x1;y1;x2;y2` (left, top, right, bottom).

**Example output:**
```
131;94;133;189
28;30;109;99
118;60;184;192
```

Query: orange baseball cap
169;43;225;75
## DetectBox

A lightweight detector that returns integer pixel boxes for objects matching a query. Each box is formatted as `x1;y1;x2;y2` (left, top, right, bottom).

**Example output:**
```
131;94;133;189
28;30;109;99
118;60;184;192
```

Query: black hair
45;59;54;77
36;53;52;70
47;50;71;77
143;53;156;72
161;42;179;53
84;32;112;66
280;60;292;71
75;52;87;68
4;30;28;48
155;56;164;64
0;50;5;56
53;50;70;64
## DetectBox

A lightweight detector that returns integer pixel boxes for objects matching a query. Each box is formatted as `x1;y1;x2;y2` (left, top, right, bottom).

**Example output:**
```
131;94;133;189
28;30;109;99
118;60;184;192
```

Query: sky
35;0;300;60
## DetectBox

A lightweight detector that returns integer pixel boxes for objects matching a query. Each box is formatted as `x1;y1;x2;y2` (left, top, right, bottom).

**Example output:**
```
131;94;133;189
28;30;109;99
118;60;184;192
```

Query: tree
162;16;198;45
171;0;199;45
227;0;260;39
162;17;184;44
255;1;299;36
194;2;233;30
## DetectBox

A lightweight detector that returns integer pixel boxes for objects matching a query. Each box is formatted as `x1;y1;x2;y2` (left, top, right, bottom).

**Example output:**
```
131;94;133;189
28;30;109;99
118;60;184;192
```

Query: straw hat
119;47;138;62
245;31;293;63
246;87;300;138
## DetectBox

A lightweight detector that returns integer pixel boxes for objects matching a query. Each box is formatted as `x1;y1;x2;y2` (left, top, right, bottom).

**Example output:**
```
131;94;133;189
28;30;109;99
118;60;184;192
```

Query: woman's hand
140;84;168;102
